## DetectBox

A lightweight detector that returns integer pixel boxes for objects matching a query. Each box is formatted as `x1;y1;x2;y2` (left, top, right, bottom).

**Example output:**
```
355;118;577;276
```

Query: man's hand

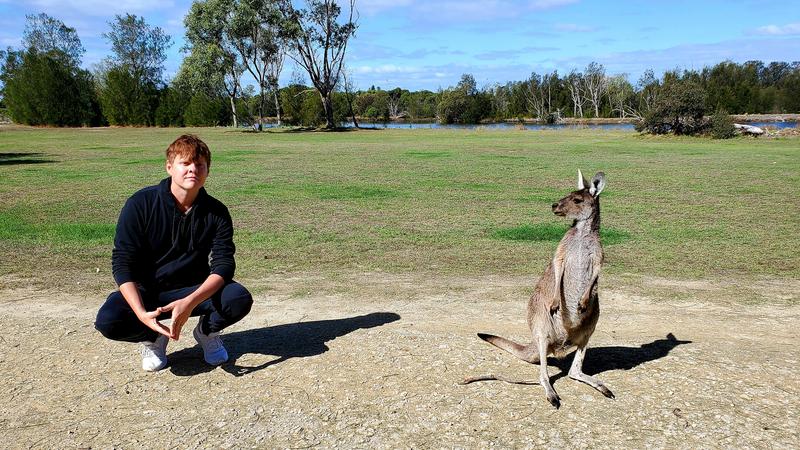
159;298;193;340
137;309;172;338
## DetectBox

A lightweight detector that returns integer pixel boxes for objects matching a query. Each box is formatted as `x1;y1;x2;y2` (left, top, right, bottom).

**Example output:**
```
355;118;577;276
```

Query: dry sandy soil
1;273;798;449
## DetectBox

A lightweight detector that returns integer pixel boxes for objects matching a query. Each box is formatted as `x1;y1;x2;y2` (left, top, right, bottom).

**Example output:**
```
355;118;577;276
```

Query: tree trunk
258;86;266;131
273;89;281;127
229;95;238;129
322;91;335;129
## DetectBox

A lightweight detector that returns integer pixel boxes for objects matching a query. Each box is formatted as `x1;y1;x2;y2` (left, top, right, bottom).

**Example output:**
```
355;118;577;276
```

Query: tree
279;0;357;128
103;14;172;86
183;0;246;128
228;0;287;130
2;14;99;126
2;49;99;126
583;62;607;118
99;14;172;125
437;73;489;124
638;77;707;135
566;70;585;118
22;13;85;67
606;74;634;118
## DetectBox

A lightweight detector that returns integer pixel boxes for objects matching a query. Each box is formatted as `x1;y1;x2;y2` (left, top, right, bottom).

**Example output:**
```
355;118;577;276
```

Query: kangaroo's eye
573;198;583;204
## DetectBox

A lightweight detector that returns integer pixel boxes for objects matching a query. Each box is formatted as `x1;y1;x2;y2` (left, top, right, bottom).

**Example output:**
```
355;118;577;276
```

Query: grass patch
491;223;630;245
404;151;450;158
0;211;115;245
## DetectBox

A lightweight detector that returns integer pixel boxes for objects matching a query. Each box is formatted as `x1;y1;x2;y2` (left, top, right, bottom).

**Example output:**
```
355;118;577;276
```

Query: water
349;121;637;131
251;120;797;131
350;121;797;131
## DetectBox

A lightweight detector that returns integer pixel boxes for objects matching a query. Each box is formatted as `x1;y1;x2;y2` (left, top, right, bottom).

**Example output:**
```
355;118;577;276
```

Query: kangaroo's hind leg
568;345;615;399
536;333;560;408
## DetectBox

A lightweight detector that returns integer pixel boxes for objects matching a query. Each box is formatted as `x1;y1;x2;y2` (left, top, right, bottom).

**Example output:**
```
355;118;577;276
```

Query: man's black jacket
112;177;236;291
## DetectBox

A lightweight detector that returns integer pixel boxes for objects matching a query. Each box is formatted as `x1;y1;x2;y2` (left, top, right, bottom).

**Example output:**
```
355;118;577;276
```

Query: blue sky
1;0;798;91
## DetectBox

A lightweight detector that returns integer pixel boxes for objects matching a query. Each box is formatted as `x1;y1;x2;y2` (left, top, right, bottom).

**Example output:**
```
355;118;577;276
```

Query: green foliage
437;74;491;124
184;91;227;126
2;49;100;126
638;78;707;135
103;14;172;86
97;65;159;126
154;87;189;127
710;109;736;139
22;13;85;68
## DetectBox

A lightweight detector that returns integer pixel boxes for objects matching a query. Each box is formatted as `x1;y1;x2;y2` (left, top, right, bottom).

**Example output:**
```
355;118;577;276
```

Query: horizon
1;0;798;91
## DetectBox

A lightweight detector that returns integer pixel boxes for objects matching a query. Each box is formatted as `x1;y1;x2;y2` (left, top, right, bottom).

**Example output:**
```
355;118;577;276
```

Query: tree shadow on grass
0;152;55;166
168;312;401;377
547;333;692;383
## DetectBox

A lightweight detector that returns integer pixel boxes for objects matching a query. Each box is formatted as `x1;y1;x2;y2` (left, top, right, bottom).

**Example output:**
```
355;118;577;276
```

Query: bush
637;79;707;135
710;109;736;139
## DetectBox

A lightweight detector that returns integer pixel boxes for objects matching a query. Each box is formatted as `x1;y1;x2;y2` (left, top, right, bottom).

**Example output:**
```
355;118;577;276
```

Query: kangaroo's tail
477;333;538;363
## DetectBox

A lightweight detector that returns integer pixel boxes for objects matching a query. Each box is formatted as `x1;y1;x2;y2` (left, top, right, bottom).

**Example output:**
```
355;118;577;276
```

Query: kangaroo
475;170;613;408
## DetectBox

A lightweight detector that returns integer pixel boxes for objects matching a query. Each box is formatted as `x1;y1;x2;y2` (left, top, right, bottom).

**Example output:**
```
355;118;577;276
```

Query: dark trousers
95;281;253;343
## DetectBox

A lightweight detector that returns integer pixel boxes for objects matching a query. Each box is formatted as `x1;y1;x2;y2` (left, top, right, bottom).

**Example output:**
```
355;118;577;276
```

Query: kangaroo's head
552;170;606;221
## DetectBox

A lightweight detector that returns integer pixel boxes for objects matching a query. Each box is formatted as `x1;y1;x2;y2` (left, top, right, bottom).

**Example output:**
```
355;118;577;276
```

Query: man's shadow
169;312;401;377
548;333;692;382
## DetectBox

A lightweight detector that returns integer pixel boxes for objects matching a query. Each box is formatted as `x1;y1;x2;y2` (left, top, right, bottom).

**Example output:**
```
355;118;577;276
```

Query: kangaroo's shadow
548;333;692;382
169;312;401;377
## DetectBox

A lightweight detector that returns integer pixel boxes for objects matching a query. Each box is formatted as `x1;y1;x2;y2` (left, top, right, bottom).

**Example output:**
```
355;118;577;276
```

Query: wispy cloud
749;23;800;36
21;0;175;17
554;23;597;33
475;46;559;61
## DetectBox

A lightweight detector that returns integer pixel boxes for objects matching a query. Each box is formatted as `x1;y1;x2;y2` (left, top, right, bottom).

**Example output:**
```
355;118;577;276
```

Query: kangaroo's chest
561;240;602;304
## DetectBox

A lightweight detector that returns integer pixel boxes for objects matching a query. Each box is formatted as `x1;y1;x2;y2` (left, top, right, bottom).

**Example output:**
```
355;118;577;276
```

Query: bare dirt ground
1;273;798;449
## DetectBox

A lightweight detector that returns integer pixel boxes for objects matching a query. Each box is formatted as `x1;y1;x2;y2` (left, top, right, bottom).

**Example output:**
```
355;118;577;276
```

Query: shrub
637;78;707;135
710;109;736;139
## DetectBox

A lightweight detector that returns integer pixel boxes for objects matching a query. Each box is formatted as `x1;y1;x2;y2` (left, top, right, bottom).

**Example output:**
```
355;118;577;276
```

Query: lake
350;121;798;131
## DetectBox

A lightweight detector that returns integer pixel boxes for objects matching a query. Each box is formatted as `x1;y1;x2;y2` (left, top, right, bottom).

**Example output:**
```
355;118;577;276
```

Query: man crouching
95;134;253;371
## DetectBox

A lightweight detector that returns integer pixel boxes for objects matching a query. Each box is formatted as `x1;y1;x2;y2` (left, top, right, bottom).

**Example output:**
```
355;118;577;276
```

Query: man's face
166;154;209;192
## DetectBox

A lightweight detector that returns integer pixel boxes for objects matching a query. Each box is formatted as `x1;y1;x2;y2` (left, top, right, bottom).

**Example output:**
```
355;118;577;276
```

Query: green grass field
1;125;798;294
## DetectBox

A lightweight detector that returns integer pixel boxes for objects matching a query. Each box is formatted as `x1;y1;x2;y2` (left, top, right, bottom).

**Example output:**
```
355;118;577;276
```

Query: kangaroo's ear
577;169;588;190
590;172;606;197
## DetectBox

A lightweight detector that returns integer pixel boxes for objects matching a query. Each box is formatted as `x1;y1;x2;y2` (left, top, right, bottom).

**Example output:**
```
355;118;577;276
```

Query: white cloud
355;64;420;74
750;23;800;36
554;23;597;33
23;0;174;17
529;0;579;10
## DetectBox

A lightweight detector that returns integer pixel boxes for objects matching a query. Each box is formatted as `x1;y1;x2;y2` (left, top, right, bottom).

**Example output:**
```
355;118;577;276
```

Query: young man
95;135;253;371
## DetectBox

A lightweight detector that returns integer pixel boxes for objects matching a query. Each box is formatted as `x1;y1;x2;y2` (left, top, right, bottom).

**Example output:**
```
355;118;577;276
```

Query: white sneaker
141;334;169;372
193;320;228;365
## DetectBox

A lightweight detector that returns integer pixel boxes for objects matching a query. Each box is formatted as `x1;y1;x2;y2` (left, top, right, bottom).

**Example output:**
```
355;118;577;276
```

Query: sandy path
1;274;798;448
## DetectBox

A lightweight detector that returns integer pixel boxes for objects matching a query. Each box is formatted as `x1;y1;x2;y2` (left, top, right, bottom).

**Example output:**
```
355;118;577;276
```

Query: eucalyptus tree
278;0;357;128
229;0;286;130
606;74;634;118
184;0;245;127
566;70;585;118
583;62;607;118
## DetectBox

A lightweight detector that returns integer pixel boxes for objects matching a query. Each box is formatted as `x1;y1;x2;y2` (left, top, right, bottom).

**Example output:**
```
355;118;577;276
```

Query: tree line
1;4;799;131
